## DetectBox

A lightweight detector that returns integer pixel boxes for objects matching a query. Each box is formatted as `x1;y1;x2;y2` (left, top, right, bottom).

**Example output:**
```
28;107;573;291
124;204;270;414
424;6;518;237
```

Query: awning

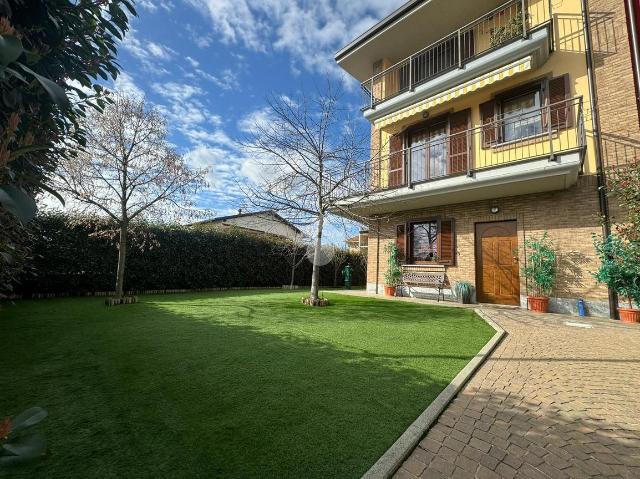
375;56;533;128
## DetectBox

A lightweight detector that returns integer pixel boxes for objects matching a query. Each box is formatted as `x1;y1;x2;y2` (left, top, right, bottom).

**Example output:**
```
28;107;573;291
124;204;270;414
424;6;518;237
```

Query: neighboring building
334;0;636;316
346;231;369;252
192;210;303;241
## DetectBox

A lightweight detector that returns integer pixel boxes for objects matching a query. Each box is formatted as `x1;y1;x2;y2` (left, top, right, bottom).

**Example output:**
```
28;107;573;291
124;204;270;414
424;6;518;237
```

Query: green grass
0;290;494;478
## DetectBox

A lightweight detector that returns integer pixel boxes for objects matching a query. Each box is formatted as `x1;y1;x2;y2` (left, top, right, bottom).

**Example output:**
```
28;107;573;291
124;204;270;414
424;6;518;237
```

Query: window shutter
449;109;471;174
549;74;571;130
480;100;496;148
439;219;455;265
396;224;406;262
388;133;405;187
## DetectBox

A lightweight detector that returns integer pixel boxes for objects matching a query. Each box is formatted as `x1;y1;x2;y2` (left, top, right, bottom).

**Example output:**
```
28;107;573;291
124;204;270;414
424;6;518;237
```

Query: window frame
497;81;545;144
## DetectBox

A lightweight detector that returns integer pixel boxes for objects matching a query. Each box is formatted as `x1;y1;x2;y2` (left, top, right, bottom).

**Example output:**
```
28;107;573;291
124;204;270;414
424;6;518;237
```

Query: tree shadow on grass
0;295;491;479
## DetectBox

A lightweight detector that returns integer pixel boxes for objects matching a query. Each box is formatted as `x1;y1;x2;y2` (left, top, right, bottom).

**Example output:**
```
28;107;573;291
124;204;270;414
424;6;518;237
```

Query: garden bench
398;264;449;302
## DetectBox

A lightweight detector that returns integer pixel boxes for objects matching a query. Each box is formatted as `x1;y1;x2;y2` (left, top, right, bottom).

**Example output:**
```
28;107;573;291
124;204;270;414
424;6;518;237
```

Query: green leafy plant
454;281;474;304
0;407;47;466
592;234;640;309
490;11;528;48
517;232;557;297
383;242;402;287
606;161;640;243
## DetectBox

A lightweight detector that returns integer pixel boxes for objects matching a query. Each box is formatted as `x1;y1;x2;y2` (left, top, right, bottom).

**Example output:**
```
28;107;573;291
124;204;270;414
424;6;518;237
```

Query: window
398;219;455;265
410;221;439;262
501;89;543;142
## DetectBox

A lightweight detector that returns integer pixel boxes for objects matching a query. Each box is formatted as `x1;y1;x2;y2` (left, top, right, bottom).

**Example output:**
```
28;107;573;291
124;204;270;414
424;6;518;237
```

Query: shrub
518;232;557;297
11;213;366;296
592;234;640;309
383;242;402;287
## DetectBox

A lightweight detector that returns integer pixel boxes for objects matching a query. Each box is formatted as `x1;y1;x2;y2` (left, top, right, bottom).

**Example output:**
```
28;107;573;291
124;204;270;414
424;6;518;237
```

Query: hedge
11;213;366;297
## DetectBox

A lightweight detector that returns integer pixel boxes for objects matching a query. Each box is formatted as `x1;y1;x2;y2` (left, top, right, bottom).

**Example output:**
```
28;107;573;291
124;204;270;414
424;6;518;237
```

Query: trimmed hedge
13;213;366;297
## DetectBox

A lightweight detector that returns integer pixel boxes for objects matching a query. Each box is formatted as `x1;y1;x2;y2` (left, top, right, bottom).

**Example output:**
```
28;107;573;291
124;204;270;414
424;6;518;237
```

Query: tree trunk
310;214;324;300
290;254;296;288
115;223;128;298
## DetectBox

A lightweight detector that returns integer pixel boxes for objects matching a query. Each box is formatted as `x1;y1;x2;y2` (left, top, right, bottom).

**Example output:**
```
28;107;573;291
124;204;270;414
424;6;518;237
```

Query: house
334;0;638;316
192;210;303;241
346;231;369;252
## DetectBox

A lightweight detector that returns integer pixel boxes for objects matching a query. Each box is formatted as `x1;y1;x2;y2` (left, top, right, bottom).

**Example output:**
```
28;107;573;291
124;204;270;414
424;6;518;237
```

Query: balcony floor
337;151;582;217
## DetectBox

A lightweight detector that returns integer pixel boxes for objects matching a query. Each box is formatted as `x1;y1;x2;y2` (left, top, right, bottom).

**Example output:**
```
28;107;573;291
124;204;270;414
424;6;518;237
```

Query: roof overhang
335;0;505;82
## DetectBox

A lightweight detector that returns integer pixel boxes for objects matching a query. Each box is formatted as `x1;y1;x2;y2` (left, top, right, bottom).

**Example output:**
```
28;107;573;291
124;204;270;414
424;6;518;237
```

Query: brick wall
365;176;608;303
588;0;640;222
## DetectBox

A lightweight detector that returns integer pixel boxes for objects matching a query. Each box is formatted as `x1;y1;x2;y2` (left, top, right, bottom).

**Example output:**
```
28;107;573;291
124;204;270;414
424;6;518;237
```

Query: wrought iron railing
361;0;553;109
348;97;585;195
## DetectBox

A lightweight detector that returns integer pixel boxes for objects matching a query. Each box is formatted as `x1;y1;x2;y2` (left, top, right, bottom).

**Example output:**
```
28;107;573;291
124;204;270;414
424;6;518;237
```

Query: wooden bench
398;264;449;302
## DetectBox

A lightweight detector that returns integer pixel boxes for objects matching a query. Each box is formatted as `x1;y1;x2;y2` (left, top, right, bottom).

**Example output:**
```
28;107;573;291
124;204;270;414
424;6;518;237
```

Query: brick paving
393;308;640;479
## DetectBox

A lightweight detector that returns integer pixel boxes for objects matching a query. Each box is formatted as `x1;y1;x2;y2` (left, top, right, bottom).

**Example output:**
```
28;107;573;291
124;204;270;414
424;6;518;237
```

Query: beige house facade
335;0;640;317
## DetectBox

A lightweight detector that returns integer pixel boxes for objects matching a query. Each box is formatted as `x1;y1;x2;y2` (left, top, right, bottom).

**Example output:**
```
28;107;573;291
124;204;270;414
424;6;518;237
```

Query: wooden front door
475;221;520;305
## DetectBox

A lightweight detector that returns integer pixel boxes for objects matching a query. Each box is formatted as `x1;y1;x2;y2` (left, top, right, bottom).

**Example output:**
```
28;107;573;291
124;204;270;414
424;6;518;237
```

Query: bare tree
273;234;308;288
54;93;207;299
240;83;369;304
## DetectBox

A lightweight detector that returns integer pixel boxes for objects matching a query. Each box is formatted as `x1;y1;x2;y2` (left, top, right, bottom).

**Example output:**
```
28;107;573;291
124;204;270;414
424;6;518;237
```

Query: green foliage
518;232;557;297
11;213;365;296
1;0;134;291
454;280;474;304
489;11;526;48
606;161;640;243
0;407;47;466
592;234;640;308
383;242;402;287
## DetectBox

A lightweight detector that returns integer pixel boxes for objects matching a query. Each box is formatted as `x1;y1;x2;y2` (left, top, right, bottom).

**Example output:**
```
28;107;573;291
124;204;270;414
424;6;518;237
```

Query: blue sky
104;0;404;241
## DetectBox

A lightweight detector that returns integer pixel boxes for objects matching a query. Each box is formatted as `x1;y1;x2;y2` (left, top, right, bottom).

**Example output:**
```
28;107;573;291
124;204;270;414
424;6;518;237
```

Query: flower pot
618;308;640;323
527;296;549;313
384;285;396;297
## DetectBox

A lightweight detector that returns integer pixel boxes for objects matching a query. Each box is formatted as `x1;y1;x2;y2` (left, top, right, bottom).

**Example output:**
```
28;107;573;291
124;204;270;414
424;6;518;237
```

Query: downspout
625;0;640;115
581;0;618;319
375;218;381;294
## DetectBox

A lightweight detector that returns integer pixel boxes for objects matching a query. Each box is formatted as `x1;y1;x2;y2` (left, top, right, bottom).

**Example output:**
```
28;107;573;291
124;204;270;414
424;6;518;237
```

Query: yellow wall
372;0;597;189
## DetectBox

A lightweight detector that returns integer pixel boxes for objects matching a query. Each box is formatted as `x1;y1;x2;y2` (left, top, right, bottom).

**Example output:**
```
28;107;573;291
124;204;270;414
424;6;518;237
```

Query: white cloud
186;56;200;68
237;106;273;134
186;0;405;83
138;0;174;12
114;72;144;98
120;29;176;72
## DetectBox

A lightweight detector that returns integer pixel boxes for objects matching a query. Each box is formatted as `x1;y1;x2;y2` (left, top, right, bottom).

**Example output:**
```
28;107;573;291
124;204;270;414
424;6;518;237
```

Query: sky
89;0;406;243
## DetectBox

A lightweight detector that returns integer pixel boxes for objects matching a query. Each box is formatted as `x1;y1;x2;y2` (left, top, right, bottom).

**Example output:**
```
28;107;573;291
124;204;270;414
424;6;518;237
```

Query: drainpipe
581;0;618;319
375;217;381;295
625;0;640;113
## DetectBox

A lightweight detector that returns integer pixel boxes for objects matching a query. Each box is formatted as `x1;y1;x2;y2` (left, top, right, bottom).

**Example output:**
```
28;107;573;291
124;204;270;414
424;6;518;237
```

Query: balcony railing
350;97;585;195
362;0;553;109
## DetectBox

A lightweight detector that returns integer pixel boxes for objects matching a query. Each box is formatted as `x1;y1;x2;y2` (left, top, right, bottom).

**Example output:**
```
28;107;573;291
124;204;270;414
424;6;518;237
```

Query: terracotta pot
618;308;640;323
384;285;396;297
527;296;549;313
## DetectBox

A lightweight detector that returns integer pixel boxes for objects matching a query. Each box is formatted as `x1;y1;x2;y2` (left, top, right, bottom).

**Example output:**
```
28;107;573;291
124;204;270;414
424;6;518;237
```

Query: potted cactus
518;232;557;313
383;243;402;296
593;234;640;323
454;281;475;304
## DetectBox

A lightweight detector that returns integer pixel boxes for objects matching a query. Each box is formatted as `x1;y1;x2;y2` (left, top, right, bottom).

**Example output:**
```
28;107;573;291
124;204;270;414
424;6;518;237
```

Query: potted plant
593;234;640;323
518;232;557;313
383;243;402;296
454;281;474;304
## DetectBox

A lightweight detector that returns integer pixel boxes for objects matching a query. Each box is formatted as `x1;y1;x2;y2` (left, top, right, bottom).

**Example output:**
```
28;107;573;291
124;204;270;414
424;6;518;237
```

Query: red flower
0;417;11;440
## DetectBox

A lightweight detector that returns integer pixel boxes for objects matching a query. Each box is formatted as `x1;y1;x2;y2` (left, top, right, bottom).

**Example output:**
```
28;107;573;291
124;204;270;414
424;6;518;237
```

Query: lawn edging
362;308;506;479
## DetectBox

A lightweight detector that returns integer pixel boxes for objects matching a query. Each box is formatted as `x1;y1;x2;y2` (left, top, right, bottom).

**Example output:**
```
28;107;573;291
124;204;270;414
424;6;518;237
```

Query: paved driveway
394;308;640;479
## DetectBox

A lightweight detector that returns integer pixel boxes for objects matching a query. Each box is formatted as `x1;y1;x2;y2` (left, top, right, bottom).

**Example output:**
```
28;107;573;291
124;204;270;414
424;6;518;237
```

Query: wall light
490;201;500;214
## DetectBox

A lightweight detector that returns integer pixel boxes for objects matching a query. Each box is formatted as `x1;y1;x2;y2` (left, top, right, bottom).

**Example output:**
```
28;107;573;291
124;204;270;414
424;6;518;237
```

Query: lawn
0;290;494;478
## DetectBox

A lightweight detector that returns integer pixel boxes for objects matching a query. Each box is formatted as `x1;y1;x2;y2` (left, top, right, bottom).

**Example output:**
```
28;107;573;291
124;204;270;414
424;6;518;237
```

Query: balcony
361;0;553;112
338;97;586;216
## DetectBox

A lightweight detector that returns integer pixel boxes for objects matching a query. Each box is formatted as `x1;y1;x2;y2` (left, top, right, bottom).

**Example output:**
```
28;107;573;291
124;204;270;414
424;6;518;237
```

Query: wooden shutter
549;74;571;130
449;109;471;174
396;224;406;262
438;219;455;265
388;133;405;187
480;100;497;148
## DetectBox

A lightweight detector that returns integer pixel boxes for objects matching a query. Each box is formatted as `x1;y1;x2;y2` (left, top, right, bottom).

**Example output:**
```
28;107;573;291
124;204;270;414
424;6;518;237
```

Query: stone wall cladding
366;176;609;306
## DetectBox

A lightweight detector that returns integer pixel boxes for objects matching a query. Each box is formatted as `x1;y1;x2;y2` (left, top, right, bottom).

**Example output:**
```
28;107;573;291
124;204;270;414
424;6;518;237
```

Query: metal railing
352;97;585;194
362;0;552;109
